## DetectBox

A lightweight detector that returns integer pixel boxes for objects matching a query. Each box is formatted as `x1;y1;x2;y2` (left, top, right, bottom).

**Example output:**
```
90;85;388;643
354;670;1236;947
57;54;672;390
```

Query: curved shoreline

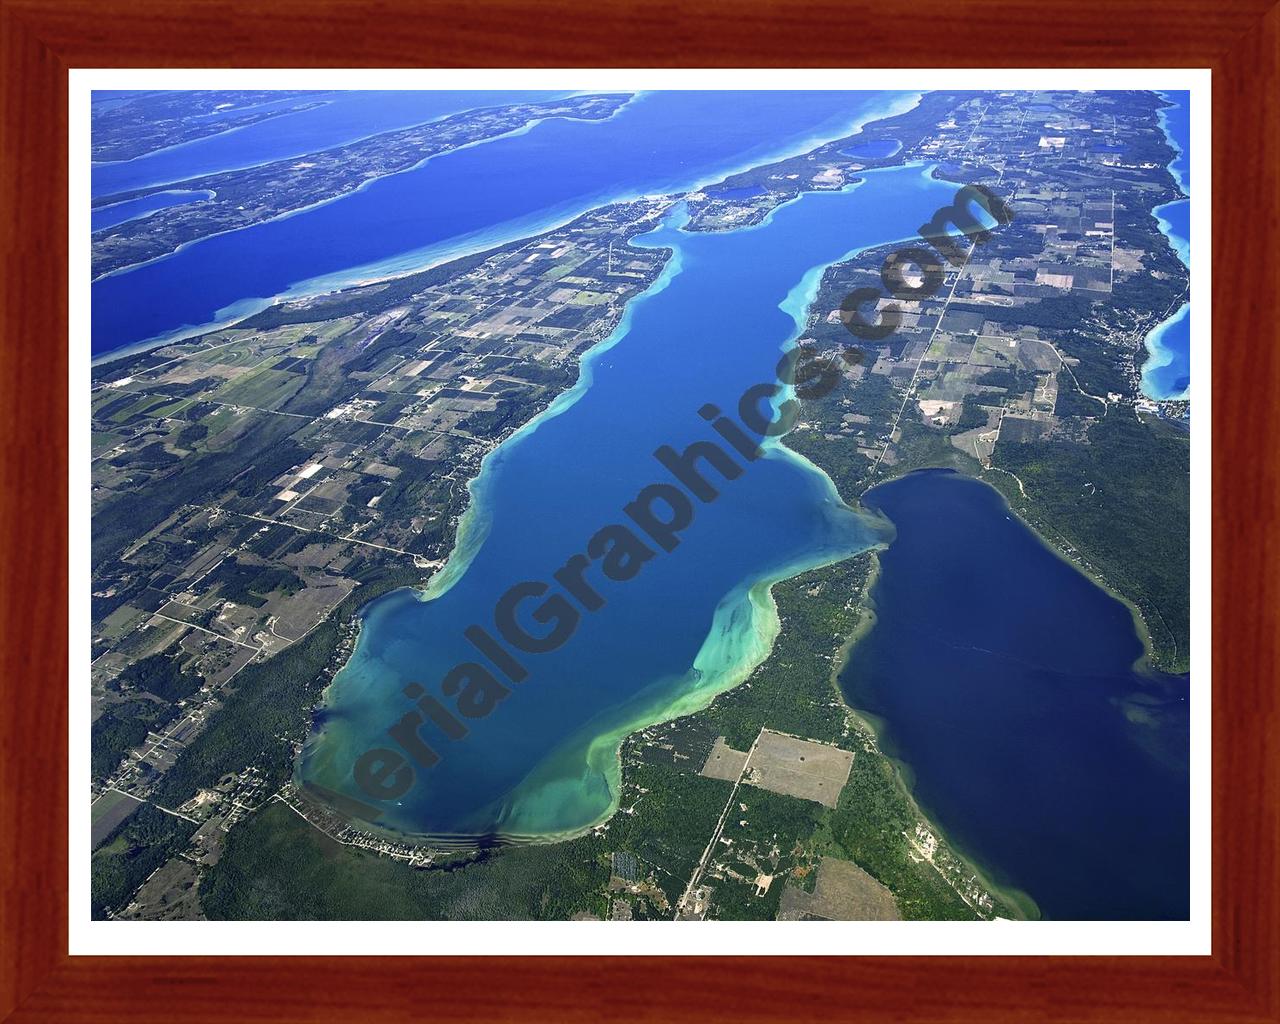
416;227;686;603
970;464;1179;676
90;95;334;171
1140;304;1191;402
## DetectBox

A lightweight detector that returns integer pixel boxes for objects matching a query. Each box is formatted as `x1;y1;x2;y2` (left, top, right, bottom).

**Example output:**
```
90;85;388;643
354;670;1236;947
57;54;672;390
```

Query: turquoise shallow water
299;163;965;840
1142;92;1191;401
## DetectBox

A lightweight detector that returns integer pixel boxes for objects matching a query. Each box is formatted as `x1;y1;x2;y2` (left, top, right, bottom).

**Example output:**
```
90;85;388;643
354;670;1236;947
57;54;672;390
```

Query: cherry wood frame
2;1;1276;1020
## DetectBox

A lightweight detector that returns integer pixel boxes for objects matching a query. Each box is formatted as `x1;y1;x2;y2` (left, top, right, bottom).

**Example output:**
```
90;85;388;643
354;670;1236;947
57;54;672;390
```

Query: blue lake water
92;90;560;198
91;90;917;359
92;189;214;231
709;186;766;200
840;470;1189;920
1142;91;1191;401
298;162;964;840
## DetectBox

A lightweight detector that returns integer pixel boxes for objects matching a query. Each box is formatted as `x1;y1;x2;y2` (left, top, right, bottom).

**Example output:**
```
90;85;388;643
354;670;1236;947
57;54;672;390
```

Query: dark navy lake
91;90;915;358
92;189;214;231
841;137;901;159
840;470;1189;920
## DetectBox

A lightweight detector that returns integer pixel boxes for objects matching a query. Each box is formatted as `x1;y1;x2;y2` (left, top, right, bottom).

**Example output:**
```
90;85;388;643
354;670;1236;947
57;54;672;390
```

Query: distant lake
91;90;919;359
708;185;766;200
840;470;1189;920
298;163;964;841
1142;198;1190;399
841;137;901;159
1142;302;1191;399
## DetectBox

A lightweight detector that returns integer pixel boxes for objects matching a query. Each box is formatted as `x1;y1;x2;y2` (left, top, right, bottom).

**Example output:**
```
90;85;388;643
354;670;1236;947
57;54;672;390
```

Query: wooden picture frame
2;1;1275;1019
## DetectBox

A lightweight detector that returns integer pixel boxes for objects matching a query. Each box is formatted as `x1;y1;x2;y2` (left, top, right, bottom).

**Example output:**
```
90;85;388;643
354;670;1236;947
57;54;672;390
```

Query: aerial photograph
86;85;1193;925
